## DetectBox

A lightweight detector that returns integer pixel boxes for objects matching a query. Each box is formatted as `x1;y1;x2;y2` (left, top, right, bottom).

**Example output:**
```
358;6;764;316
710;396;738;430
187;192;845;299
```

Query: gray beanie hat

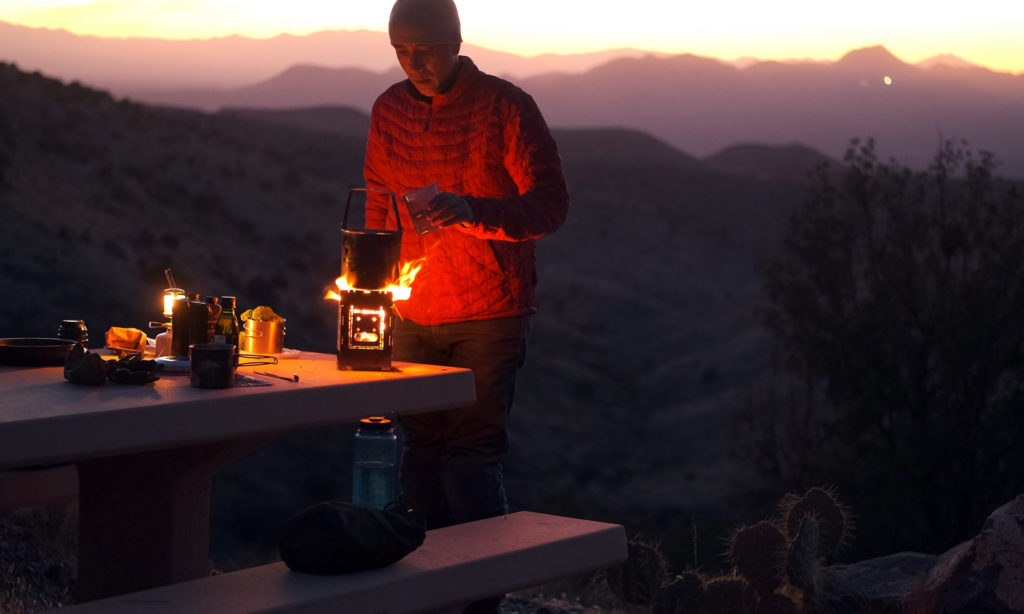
388;0;462;44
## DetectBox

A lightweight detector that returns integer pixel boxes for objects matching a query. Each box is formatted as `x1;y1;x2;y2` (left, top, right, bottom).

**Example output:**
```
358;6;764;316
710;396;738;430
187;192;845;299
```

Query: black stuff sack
279;501;426;574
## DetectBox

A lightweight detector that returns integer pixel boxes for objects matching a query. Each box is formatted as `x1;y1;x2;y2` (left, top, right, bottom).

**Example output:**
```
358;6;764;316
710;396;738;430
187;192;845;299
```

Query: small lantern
162;288;185;319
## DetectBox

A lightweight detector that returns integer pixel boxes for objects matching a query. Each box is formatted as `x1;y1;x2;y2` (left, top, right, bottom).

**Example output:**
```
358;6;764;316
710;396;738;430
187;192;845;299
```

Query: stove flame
353;330;380;343
325;258;424;302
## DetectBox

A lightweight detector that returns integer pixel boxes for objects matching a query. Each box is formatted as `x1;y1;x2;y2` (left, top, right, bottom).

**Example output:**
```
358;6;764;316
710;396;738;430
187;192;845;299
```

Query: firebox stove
337;289;395;371
335;188;403;371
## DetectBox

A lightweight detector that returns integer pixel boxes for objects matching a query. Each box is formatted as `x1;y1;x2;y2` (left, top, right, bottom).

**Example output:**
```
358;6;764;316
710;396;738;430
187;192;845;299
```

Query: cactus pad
726;520;787;597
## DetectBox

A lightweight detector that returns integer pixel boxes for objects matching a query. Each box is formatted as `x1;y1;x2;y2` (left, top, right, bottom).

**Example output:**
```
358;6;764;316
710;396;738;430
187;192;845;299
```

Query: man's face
393;42;460;97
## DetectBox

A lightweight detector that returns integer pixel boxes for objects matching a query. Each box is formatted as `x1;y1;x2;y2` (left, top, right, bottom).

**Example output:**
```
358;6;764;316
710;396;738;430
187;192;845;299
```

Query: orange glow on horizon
3;0;1023;75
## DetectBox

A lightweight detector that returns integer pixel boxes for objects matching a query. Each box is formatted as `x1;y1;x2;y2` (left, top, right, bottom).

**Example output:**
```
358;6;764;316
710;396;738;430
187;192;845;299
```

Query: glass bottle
215;296;240;347
352;416;398;509
205;296;222;344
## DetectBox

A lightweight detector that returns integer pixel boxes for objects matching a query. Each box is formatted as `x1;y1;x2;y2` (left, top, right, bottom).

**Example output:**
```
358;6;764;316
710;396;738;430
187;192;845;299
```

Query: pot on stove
341;188;403;291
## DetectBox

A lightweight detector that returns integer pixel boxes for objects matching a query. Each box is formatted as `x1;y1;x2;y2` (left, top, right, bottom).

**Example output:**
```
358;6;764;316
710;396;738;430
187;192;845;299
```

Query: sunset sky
3;0;1023;74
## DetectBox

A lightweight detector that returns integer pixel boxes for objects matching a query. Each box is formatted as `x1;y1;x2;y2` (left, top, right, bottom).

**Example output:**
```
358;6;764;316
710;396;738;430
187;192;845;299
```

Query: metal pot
341;188;403;290
239;319;286;354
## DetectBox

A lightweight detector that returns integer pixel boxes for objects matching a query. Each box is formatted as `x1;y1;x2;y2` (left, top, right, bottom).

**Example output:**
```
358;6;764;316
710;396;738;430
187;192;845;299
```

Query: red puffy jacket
364;56;569;325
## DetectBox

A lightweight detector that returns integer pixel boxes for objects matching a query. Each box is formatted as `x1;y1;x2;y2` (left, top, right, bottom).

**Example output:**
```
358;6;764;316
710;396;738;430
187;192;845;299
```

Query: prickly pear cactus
726;520;787;598
701;575;756;613
780;486;853;557
786;514;819;593
758;592;800;614
606;535;670;606
655;569;706;614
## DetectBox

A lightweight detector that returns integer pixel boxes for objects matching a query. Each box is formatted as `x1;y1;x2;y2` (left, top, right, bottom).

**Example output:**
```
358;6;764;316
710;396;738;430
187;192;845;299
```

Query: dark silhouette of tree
758;138;1024;557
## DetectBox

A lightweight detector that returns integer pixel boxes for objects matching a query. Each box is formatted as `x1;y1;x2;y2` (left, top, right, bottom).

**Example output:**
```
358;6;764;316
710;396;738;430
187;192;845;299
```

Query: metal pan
0;338;77;366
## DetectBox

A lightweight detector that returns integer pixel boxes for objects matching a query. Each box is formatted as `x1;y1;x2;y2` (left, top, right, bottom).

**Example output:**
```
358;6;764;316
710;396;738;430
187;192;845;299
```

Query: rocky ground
5;494;1024;613
0;506;76;614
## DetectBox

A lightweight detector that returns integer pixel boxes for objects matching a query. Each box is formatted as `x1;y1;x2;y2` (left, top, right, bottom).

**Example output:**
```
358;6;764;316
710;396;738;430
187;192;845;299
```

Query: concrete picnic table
0;351;474;602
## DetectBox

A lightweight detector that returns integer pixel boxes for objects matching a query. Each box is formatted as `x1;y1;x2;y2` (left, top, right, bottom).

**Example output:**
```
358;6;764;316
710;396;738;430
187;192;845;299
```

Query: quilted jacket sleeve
363;103;392;230
459;91;569;242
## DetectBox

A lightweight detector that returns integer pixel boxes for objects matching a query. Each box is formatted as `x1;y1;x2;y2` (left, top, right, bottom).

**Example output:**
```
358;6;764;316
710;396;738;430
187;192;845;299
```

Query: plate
0;338;77;366
277;348;302;360
105;345;153;359
155;356;190;373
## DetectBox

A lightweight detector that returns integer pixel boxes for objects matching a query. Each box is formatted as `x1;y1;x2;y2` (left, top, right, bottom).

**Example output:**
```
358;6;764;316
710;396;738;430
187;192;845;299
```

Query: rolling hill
0;62;836;571
6;22;1021;176
0;20;659;89
114;46;1024;179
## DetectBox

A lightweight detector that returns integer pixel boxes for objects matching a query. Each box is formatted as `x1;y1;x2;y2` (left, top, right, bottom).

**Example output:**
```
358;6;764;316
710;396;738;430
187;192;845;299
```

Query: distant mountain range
0;20;661;88
135;45;1024;178
4;21;1024;178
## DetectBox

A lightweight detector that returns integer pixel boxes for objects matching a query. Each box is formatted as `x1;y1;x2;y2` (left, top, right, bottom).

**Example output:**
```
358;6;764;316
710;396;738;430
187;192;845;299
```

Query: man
364;0;569;531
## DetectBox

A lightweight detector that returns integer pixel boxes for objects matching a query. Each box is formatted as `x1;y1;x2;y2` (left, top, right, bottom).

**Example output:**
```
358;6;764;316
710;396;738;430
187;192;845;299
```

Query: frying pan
0;338;77;366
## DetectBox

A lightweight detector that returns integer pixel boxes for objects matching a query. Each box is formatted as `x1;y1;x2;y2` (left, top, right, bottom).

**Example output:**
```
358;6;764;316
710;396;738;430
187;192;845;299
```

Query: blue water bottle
352;416;397;509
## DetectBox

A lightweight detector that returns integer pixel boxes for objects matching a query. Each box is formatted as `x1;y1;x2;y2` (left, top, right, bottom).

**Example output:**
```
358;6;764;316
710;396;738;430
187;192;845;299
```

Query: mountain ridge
0;20;671;88
217;103;835;179
90;44;1023;178
6;20;1022;176
4;19;1019;90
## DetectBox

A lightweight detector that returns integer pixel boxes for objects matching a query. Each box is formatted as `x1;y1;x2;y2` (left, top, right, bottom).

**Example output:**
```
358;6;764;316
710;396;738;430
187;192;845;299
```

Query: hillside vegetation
1;63;823;571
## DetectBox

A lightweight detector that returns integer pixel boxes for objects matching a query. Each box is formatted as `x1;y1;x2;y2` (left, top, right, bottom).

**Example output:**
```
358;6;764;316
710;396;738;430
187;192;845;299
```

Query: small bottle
352;416;398;509
215;296;240;347
154;329;172;357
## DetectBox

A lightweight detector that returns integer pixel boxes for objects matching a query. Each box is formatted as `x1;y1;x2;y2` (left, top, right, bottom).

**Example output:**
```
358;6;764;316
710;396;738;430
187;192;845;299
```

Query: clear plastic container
352;416;398;509
402;183;441;235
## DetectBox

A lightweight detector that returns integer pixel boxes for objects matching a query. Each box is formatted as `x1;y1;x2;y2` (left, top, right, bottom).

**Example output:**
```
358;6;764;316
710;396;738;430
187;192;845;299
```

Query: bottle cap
358;416;392;429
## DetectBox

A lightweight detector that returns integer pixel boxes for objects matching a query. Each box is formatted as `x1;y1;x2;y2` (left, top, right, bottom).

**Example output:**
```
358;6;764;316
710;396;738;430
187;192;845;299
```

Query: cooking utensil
341;188;403;290
239;319;286;354
254;371;299;382
0;338;77;366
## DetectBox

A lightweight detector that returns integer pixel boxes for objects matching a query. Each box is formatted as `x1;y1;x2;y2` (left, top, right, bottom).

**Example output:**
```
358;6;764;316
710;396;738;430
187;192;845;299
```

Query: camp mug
189;342;277;388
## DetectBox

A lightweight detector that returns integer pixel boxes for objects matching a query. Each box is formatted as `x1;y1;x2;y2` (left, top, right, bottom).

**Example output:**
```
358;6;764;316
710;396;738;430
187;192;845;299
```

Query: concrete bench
47;511;627;614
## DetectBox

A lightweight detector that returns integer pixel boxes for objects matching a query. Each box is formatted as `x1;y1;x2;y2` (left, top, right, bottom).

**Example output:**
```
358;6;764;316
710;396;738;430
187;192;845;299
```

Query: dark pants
393;315;531;530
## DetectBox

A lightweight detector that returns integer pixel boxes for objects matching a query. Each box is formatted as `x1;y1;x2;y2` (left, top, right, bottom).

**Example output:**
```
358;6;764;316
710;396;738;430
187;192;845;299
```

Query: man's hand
427;192;475;227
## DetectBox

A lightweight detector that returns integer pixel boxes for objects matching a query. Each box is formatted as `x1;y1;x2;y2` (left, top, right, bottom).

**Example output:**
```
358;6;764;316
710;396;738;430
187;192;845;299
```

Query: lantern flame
325;258;425;302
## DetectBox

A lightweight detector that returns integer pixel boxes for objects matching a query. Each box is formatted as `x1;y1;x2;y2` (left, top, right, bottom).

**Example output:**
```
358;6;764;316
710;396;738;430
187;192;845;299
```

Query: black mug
58;320;88;344
189;343;277;388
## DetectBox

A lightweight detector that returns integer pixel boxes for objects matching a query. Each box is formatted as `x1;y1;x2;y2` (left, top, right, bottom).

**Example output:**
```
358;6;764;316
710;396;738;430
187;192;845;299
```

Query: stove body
337;289;395;371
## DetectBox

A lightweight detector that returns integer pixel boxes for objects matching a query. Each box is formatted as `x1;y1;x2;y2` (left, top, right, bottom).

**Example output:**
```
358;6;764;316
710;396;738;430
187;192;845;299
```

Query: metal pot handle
237;353;278;366
343;188;403;235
